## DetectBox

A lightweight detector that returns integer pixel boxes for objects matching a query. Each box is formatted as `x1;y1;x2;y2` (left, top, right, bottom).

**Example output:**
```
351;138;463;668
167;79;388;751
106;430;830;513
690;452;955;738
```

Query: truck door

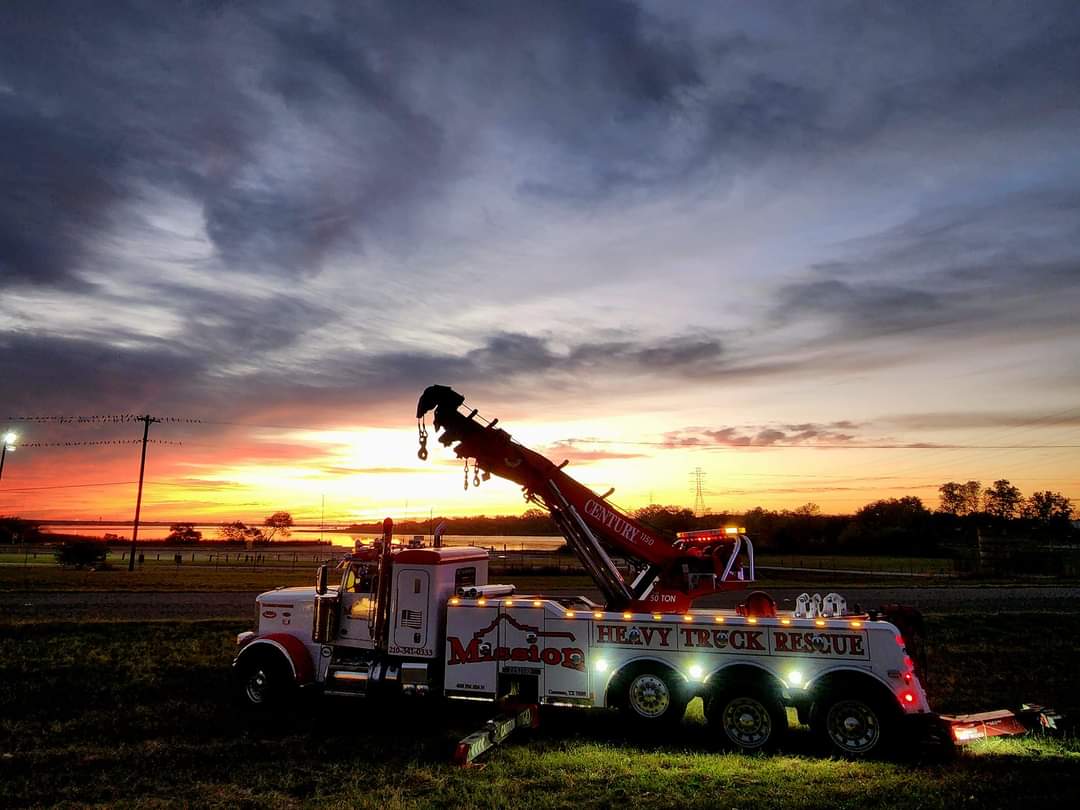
337;562;375;648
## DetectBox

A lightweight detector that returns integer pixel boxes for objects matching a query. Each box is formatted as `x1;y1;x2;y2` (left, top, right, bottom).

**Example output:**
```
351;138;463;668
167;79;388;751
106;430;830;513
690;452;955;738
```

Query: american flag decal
401;609;423;629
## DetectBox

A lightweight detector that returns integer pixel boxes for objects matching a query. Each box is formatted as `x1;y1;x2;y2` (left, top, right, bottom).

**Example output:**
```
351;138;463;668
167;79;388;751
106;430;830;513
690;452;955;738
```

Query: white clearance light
688;664;704;681
788;670;804;687
594;659;609;673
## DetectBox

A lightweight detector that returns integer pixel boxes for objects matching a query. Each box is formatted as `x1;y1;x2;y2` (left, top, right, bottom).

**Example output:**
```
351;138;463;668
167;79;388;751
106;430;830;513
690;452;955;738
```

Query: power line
18;440;182;447
5;414;202;424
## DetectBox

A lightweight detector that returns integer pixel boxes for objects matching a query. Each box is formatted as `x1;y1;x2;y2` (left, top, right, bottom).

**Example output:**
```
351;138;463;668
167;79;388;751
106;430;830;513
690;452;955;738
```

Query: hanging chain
472;465;481;488
417;418;429;461
463;458;470;490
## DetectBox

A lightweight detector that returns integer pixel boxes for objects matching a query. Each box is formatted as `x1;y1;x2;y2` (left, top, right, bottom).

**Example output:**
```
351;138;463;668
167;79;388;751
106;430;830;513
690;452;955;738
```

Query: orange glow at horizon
1;416;1076;525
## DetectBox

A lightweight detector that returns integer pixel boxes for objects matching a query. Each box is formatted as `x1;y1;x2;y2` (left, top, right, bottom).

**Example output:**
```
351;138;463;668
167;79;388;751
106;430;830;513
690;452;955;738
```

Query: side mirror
315;564;329;595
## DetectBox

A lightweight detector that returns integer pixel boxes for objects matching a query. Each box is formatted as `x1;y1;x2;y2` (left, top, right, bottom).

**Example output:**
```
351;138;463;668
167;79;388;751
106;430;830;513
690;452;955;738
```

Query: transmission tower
691;467;707;517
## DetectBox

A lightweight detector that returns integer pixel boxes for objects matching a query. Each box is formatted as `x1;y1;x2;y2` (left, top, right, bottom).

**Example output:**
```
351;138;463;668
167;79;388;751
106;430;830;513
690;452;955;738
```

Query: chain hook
417;418;429;461
473;467;481;488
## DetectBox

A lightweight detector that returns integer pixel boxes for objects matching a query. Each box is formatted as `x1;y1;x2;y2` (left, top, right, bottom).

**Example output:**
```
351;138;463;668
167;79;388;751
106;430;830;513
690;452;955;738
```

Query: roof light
725;527;738;535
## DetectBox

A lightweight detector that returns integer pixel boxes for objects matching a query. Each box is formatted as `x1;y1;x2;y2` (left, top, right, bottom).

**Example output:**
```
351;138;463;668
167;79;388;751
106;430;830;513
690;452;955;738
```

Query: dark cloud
662;422;860;449
888;409;1080;431
773;189;1080;345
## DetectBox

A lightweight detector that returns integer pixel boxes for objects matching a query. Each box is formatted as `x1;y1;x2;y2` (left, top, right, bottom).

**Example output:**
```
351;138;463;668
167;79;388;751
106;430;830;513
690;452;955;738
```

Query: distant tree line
348;480;1075;557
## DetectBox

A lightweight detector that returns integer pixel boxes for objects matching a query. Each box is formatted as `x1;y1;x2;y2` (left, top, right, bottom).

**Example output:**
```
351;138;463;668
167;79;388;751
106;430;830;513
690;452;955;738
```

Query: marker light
788;671;804;686
815;619;826;627
477;598;487;606
724;527;738;535
622;612;633;620
688;664;704;681
565;610;576;618
850;620;863;628
450;597;460;605
504;599;514;606
780;618;791;626
714;616;725;623
682;614;693;622
747;617;758;625
594;659;609;673
901;691;915;705
652;613;663;621
593;611;604;620
532;600;543;608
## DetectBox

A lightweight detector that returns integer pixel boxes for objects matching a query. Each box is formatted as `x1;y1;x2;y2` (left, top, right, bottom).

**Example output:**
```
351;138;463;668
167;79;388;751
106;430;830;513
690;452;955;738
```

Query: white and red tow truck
233;386;1056;762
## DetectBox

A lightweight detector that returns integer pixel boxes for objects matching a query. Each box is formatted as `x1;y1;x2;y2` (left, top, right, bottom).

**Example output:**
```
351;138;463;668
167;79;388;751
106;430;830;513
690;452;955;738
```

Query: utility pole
691;467;707;518
128;415;160;572
0;431;17;481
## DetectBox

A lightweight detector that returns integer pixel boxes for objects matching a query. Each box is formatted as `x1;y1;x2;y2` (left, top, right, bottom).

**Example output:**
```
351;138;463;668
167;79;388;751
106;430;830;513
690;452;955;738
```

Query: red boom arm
416;385;752;611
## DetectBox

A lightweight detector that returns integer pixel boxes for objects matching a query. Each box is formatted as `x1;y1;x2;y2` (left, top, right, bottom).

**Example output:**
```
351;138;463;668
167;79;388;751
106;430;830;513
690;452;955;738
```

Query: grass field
1;613;1078;808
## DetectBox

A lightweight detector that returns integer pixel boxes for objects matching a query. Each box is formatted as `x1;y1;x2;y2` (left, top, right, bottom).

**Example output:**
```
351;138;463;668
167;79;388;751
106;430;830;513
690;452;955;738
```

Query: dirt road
3;584;1079;623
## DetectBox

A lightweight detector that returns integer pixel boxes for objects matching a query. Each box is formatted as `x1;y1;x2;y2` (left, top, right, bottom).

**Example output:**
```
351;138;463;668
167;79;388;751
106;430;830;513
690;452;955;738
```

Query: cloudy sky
1;1;1078;523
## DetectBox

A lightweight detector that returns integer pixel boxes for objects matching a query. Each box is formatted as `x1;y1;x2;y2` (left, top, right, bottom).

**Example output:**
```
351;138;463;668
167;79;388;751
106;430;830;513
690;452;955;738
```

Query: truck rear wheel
233;650;295;709
811;689;895;757
613;664;687;727
707;682;787;752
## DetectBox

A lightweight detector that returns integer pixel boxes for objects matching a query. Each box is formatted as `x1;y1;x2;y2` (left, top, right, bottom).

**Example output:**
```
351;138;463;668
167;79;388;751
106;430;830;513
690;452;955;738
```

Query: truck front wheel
233;650;295;709
613;664;687;727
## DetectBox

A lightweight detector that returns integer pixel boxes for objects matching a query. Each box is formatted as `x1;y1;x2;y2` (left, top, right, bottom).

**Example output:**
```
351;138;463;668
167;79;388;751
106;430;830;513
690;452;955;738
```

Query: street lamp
0;431;16;481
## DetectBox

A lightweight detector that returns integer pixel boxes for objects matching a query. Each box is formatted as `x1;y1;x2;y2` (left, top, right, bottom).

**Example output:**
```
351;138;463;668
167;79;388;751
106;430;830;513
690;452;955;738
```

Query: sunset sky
1;2;1078;525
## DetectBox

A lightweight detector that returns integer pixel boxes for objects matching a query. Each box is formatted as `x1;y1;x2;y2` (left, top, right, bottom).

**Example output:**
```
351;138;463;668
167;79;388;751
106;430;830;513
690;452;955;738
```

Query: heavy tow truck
233;385;1056;761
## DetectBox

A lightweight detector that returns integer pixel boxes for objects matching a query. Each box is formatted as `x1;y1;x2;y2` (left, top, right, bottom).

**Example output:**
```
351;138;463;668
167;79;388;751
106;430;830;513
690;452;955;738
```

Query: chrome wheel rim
628;673;671;718
721;696;772;748
245;668;269;704
826;700;880;753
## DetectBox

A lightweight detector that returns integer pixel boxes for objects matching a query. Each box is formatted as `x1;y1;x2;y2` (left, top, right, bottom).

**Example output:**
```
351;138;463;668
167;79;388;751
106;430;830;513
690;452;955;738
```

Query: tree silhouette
262;511;294;542
938;480;982;515
165;522;202;544
984;479;1022;521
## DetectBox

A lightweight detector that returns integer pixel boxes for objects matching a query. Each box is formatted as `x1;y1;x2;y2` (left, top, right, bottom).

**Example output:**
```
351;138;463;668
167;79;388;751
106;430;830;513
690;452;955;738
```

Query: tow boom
416;385;753;611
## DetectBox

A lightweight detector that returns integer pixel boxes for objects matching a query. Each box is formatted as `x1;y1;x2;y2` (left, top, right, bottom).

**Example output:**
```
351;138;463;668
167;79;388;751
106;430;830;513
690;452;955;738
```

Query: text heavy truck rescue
233;386;1054;761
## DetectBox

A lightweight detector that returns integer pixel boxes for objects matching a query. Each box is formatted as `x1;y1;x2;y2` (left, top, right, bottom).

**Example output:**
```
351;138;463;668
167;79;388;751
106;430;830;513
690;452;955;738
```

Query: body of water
38;523;567;552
